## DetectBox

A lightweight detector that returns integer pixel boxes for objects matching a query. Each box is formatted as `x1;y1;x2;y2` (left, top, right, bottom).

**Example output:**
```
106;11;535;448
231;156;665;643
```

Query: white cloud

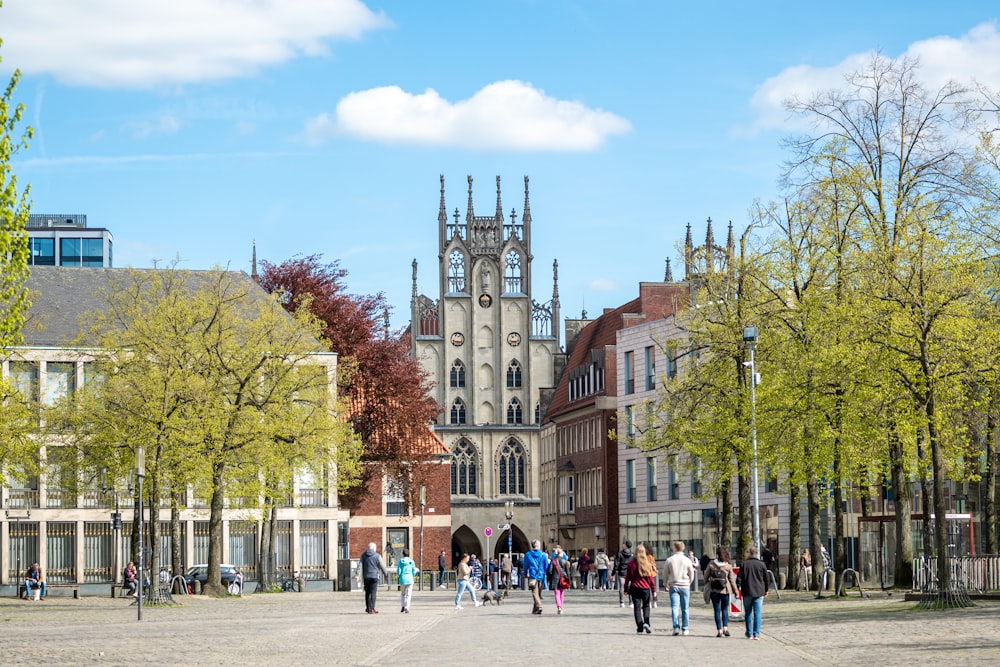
0;0;391;88
748;22;1000;133
125;114;181;139
305;80;632;151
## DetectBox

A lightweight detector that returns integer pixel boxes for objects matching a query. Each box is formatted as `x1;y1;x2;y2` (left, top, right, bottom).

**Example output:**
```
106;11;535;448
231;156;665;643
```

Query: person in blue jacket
396;549;419;613
522;540;550;615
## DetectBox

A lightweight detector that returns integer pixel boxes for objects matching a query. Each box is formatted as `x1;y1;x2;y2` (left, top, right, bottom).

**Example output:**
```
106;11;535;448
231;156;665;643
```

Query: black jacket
737;557;769;598
614;548;633;575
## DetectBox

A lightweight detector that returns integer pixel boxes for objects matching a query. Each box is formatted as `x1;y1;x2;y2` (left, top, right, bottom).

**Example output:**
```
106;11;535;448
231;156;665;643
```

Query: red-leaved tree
256;255;440;510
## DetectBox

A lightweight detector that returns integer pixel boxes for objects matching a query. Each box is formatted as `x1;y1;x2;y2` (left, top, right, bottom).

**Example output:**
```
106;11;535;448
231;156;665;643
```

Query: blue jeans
710;591;730;629
455;579;476;606
26;580;46;598
669;585;690;630
744;595;763;637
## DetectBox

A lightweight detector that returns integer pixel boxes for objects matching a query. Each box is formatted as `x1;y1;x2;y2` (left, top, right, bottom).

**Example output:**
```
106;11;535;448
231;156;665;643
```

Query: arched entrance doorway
493;524;529;561
451;525;482;566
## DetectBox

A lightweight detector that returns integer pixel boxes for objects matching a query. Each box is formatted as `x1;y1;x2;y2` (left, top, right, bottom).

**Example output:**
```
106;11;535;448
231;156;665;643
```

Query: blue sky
3;1;1000;330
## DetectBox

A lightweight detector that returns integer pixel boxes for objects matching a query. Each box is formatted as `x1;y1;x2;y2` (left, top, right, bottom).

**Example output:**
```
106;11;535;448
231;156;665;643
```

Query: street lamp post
504;500;514;596
136;446;145;621
418;486;426;591
743;326;761;556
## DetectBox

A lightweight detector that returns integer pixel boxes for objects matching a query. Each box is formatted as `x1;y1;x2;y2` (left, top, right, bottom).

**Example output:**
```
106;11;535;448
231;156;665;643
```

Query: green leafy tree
0;17;36;474
69;268;361;596
785;54;988;595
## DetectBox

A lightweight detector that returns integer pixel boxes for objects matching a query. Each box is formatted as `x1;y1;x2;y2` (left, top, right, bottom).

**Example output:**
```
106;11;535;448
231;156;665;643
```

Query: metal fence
912;555;1000;592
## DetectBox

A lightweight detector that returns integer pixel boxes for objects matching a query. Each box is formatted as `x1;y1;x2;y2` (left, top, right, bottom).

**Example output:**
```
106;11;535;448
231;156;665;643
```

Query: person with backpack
614;540;634;608
706;546;738;637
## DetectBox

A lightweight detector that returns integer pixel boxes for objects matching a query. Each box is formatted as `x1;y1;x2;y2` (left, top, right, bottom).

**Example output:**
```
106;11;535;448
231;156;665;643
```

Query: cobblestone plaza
1;588;997;665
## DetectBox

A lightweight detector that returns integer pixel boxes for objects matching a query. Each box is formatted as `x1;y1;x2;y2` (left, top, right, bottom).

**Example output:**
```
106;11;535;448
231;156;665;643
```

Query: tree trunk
890;428;913;588
787;482;801;589
148;476;160;593
719;478;732;550
257;495;276;590
738;469;752;557
927;395;950;591
833;444;846;583
171;495;183;591
205;458;227;596
984;407;998;554
807;475;823;591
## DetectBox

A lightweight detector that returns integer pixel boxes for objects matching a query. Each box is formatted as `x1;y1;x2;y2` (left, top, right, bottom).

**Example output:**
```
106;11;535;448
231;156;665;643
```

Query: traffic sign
484;527;493;537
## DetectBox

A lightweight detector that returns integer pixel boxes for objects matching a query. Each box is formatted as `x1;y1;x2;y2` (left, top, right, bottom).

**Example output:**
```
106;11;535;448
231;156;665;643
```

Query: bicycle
278;572;300;592
469;576;483;591
228;571;244;596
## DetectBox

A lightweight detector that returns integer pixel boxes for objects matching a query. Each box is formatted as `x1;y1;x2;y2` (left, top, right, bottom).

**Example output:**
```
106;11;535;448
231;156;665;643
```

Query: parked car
184;564;241;590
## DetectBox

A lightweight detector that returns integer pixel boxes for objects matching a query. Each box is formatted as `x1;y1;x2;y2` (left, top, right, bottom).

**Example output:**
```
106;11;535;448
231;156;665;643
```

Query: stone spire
664;257;673;282
466;175;475;222
522;175;532;253
496;175;504;220
684;223;693;281
553;259;561;347
251;239;257;280
705;217;715;275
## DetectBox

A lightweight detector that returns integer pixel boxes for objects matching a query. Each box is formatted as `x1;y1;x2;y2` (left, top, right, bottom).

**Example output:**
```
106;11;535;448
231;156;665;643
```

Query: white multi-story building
1;266;349;595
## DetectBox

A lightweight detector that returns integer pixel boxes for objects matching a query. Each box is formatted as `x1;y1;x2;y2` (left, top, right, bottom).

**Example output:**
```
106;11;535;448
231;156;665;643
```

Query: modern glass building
27;214;113;268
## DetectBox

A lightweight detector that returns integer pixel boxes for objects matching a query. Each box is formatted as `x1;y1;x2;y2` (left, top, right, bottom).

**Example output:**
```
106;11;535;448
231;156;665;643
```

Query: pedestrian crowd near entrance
354;536;780;640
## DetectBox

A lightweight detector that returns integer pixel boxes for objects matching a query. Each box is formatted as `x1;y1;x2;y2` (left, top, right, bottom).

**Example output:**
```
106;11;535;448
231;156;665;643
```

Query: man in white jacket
664;540;694;636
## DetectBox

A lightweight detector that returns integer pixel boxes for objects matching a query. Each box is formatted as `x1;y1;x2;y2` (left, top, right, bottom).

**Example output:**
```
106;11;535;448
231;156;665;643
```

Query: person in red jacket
577;548;592;589
624;543;657;634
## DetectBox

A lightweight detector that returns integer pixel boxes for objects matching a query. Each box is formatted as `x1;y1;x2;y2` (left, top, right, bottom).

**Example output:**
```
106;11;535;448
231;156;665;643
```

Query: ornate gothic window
505;251;522;293
451;439;478;495
449;250;466;292
506;398;523;425
506;360;522;388
498;439;526;495
450;360;466;388
450;398;467;425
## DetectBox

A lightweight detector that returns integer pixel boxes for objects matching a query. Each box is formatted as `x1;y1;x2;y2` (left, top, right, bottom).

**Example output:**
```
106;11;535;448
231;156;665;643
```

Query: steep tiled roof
544;283;688;421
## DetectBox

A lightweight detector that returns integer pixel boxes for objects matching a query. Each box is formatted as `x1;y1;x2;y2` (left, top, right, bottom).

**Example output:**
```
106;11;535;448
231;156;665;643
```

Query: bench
110;583;134;598
23;583;81;599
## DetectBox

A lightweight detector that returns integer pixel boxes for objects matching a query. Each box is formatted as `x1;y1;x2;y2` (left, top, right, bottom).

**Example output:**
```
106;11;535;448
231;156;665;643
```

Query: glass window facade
29;238;55;265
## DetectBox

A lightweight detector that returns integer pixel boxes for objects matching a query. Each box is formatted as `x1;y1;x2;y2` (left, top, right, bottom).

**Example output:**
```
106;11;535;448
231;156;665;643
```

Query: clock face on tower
450;332;465;346
507;332;521;347
478;293;492;308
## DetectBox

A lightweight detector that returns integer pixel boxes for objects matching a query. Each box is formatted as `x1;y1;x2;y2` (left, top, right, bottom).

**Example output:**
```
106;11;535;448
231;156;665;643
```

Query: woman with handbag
547;546;570;614
624;543;657;634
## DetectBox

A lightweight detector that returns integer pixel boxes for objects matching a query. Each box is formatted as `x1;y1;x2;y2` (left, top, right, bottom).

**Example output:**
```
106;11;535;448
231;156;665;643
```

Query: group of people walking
357;537;771;641
619;539;770;639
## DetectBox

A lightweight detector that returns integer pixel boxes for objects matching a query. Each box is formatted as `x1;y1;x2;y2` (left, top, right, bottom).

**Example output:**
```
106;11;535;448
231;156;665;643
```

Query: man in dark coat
737;546;770;640
614;540;633;608
360;542;389;614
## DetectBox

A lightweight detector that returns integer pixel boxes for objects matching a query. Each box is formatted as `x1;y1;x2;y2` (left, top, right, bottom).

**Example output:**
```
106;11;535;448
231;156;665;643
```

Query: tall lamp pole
504;501;514;595
743;326;761;556
136;446;145;621
418;486;426;592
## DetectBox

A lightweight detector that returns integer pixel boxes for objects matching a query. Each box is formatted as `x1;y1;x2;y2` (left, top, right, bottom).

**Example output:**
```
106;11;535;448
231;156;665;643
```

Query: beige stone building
411;175;563;563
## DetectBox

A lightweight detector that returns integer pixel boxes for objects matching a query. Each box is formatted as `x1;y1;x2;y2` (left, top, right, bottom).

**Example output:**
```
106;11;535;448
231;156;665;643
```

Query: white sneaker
474;602;482;607
682;630;689;636
439;585;446;589
455;605;464;610
652;602;657;608
620;602;625;608
673;629;680;636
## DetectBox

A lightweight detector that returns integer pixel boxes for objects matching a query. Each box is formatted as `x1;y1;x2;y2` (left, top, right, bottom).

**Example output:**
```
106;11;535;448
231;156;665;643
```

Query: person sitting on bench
123;561;139;598
26;563;47;600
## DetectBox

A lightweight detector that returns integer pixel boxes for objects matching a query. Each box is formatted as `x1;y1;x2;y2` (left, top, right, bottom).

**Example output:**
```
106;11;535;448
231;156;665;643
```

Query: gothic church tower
411;175;561;561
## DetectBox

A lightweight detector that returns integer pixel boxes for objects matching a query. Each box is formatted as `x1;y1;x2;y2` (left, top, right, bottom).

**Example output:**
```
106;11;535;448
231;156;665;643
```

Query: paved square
1;588;997;665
